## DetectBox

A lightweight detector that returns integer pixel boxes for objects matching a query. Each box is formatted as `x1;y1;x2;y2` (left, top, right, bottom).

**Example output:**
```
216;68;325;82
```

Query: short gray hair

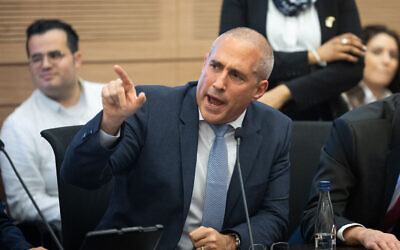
210;27;274;82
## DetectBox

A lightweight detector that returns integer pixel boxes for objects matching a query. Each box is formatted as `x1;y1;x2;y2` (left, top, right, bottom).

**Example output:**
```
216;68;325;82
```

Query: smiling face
196;36;269;124
363;33;399;90
28;29;82;101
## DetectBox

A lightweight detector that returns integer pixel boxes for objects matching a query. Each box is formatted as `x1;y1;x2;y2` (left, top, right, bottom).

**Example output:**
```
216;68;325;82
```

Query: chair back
288;121;332;238
41;126;114;250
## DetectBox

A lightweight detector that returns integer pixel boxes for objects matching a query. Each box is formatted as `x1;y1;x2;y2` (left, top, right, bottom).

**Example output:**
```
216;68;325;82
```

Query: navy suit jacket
219;0;363;120
61;82;292;249
301;94;400;242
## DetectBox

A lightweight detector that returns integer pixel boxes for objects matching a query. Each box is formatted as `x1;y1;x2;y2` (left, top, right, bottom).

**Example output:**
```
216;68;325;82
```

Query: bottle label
315;233;336;249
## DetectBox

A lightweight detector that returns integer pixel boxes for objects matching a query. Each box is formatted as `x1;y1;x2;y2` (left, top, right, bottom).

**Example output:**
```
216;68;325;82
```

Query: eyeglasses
29;50;66;65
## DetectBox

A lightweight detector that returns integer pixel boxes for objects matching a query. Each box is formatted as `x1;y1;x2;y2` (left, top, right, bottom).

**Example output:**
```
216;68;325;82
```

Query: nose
213;72;227;91
41;54;52;68
381;51;392;65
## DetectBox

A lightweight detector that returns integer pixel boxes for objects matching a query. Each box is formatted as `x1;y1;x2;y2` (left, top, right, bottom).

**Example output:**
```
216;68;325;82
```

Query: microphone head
234;127;243;140
0;139;4;150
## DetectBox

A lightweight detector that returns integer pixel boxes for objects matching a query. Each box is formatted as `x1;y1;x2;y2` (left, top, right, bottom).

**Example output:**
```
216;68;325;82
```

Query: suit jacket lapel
179;85;199;219
383;146;400;213
383;108;400;214
224;104;263;224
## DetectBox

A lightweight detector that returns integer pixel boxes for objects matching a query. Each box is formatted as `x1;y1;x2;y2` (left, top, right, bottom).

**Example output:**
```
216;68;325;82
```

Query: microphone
0;139;64;250
234;128;255;250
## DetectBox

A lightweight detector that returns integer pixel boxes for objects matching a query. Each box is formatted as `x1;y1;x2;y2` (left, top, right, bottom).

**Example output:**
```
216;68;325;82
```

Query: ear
252;80;269;101
73;51;82;69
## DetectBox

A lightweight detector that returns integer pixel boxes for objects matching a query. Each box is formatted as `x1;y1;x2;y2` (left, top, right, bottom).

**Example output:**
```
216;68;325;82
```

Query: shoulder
2;91;40;128
329;95;400;150
247;101;292;141
81;79;105;93
251;101;291;125
339;94;400;124
136;81;197;105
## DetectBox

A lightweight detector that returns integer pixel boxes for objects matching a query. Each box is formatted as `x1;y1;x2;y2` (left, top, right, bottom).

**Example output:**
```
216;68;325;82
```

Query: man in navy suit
301;94;400;249
61;27;291;249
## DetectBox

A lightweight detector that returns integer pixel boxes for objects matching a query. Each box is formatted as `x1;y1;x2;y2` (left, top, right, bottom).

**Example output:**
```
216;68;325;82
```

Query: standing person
341;25;400;110
301;94;400;249
61;27;291;249
219;0;365;120
0;19;103;234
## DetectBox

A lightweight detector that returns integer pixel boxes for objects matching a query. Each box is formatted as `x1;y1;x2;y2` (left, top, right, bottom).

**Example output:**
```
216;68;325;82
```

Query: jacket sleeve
61;106;148;190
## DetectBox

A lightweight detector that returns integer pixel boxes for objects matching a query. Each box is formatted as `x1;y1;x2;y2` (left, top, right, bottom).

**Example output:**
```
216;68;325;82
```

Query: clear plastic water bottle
314;181;336;249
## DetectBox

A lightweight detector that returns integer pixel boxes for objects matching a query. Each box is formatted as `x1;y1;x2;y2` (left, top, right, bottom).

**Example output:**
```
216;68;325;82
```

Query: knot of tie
209;124;230;137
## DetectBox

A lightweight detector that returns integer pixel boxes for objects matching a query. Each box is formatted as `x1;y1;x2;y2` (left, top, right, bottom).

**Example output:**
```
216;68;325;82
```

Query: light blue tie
201;124;230;231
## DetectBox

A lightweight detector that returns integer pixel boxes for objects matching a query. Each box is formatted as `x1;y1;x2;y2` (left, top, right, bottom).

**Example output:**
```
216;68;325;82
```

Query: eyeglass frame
28;50;68;66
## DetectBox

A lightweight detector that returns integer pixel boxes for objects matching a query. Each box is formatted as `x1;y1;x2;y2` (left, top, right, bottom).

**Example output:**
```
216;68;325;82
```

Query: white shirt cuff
337;223;365;242
99;129;120;148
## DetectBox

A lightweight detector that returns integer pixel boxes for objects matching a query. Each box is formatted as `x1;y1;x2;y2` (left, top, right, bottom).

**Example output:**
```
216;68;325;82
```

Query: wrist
308;50;317;65
228;233;240;249
310;49;327;67
343;226;365;245
101;113;125;136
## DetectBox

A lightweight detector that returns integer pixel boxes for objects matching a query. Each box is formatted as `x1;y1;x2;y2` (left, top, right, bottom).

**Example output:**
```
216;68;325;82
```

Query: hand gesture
189;226;236;250
101;65;146;135
316;33;366;63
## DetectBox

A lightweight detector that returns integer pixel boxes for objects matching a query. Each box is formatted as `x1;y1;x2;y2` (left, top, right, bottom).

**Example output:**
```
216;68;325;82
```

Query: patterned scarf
272;0;317;16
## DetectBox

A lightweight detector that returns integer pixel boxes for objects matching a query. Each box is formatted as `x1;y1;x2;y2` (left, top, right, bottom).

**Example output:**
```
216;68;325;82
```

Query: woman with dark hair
341;25;400;110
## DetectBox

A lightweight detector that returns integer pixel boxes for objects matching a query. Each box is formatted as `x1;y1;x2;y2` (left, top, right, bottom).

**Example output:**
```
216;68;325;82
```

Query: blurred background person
0;19;103;248
219;0;365;120
340;25;400;111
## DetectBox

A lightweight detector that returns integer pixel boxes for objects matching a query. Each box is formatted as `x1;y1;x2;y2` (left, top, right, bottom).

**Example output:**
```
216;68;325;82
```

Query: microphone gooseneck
0;139;64;250
234;128;255;250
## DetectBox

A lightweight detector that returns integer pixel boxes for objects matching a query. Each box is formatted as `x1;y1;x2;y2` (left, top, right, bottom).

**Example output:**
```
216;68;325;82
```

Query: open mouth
207;94;224;107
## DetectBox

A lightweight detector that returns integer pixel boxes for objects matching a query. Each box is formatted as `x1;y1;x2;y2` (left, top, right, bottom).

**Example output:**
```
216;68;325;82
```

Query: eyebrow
210;59;248;81
31;49;62;56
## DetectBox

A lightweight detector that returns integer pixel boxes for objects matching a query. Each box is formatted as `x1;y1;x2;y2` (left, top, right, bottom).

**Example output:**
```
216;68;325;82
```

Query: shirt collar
198;109;246;129
359;81;392;104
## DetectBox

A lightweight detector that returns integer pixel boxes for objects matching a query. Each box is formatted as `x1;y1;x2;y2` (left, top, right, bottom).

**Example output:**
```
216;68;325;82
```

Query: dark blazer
0;199;33;249
61;82;292;249
219;0;364;120
300;94;400;242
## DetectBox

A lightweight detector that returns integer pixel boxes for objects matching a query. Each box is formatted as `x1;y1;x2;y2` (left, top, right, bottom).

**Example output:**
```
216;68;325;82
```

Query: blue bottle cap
318;180;331;191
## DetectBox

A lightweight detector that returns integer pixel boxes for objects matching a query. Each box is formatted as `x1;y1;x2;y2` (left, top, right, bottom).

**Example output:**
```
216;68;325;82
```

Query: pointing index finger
114;65;133;87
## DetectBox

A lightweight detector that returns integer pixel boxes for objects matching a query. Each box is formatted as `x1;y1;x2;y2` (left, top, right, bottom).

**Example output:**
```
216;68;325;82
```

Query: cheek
391;61;399;74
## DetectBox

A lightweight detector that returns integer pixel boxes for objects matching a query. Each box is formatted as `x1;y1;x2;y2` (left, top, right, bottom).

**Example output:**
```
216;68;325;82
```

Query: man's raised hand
101;65;146;135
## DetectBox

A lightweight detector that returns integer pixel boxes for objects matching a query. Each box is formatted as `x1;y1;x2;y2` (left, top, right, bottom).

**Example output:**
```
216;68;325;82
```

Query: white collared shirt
266;0;321;52
360;82;392;105
0;80;103;222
